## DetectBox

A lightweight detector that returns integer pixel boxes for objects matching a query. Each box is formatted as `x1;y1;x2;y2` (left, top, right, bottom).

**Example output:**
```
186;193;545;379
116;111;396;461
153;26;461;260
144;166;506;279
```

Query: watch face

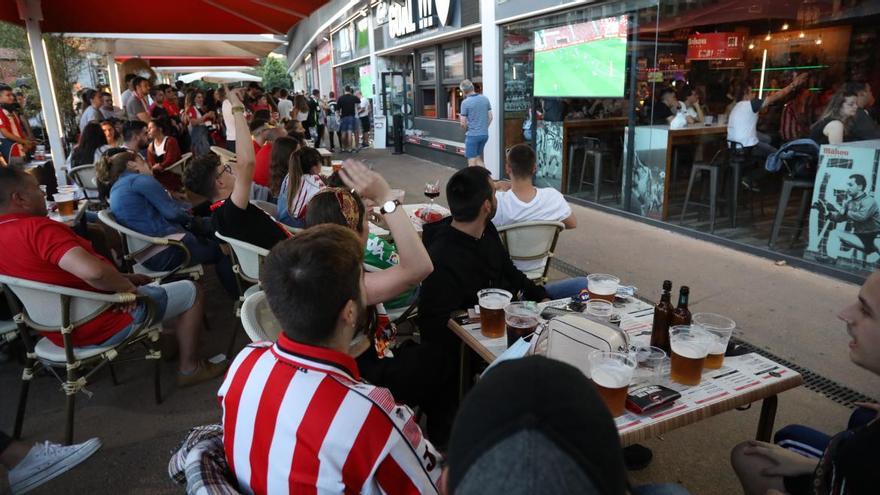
383;200;396;213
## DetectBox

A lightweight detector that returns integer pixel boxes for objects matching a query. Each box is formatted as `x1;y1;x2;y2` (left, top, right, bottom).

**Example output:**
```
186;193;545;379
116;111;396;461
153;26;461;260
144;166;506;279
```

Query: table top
48;200;87;227
447;297;802;446
316;148;332;157
370;203;450;237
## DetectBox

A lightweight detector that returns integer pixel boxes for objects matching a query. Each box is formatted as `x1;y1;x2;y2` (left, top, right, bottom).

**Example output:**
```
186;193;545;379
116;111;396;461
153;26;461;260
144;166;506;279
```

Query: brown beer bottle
670;286;692;327
650;280;673;353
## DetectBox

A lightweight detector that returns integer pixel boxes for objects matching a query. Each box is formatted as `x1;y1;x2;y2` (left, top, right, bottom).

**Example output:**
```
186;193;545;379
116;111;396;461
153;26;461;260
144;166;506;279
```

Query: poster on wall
359;65;374;99
317;42;333;95
804;144;880;273
535;121;563;189
686;33;743;61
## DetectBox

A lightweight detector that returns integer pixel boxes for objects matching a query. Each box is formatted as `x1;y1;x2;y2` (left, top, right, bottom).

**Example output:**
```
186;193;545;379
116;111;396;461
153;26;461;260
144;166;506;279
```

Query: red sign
686;33;743;61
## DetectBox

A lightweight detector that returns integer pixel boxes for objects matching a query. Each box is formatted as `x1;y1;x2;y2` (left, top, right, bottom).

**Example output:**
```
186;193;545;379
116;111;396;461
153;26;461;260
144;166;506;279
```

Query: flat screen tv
533;15;629;98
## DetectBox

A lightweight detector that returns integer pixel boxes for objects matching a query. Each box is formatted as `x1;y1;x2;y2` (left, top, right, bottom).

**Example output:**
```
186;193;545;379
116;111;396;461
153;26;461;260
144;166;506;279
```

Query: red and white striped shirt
218;333;441;495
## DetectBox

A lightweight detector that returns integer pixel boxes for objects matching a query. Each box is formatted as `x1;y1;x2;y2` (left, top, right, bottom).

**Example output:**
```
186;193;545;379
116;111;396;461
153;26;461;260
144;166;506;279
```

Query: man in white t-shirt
492;143;576;274
276;88;293;121
221;96;236;152
727;73;808;189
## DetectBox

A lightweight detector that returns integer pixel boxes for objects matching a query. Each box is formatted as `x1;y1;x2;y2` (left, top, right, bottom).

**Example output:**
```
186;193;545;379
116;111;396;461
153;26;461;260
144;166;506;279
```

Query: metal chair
209;146;236;166
163;152;193;178
68;164;102;203
680;148;726;233
768;179;814;250
497;221;565;285
215;232;269;355
0;274;162;445
97;210;204;281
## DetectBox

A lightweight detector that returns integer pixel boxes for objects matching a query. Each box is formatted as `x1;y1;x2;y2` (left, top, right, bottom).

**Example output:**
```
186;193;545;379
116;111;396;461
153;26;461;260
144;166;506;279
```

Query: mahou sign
686;33;743;61
388;0;454;38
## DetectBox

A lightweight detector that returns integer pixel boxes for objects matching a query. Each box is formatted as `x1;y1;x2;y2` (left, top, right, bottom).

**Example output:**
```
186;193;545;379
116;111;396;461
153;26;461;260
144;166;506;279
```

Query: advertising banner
686;33;743;60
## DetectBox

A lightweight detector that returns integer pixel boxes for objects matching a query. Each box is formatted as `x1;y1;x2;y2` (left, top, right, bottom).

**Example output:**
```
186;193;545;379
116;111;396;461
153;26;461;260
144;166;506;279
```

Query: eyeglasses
218;163;234;177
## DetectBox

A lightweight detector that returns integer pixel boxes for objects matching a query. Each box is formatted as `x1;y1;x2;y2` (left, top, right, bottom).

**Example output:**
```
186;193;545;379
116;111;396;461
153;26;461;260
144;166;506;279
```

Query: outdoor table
447;296;802;445
369;203;450;237
48;200;87;228
316;148;332;167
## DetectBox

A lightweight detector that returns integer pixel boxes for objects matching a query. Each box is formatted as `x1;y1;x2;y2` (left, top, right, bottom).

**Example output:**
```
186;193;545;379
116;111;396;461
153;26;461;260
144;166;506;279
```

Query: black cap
447;356;628;495
663;280;672;290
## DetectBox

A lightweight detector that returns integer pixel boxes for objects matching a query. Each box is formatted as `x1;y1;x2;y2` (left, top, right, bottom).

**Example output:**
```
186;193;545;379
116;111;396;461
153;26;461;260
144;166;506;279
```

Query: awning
178;71;263;84
115;57;260;68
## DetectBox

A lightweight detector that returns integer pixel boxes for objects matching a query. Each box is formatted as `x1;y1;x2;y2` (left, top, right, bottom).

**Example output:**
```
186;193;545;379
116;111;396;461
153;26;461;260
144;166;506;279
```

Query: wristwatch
380;199;401;215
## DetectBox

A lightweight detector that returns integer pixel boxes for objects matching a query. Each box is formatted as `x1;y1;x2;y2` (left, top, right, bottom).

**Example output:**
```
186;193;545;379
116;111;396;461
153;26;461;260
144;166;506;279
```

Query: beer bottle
670;286;692;327
650;280;673;353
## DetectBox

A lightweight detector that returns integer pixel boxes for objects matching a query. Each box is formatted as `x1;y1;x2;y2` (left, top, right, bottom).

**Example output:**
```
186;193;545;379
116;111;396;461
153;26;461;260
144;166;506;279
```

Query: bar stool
680;148;726;233
567;137;613;201
768;179;814;250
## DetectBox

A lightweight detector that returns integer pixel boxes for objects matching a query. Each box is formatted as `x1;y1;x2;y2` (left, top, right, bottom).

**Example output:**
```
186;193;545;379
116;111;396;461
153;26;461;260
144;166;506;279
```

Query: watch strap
380;199;401;215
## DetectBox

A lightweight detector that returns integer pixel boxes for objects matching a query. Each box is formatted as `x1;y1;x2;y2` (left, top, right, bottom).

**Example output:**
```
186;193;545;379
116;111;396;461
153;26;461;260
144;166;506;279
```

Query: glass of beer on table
478;289;512;338
504;301;539;347
586;274;619;302
331;160;343;174
588;351;636;417
53;192;76;216
669;325;713;386
692;313;736;370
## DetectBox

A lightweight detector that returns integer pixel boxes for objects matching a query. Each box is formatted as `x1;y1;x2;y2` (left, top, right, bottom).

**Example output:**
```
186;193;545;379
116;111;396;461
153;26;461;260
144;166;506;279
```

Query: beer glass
53;193;76;216
588;351;636;417
669;325;712;386
331;160;343;174
504;301;540;347
478;289;512;338
692;313;736;370
586;300;613;321
630;345;667;384
586;274;619;302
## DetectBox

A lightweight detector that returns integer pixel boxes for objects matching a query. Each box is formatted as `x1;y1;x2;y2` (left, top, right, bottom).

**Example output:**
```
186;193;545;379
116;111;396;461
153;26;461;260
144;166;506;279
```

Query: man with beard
122;120;149;159
0;84;33;163
218;224;441;494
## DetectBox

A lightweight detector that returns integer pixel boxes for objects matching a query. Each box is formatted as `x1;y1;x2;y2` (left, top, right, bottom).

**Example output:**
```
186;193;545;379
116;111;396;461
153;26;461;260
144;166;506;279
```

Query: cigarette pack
625;384;681;415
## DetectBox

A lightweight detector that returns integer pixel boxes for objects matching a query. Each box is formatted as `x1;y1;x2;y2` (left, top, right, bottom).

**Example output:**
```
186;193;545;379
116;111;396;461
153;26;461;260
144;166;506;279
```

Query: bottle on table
650;280;674;353
670;286;692;327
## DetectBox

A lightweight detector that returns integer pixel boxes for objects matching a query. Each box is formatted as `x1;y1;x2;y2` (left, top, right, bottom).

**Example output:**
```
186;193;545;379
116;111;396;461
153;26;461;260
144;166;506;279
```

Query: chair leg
769;182;793;250
64;392;76;445
13;357;34;439
681;167;699;223
792;188;811;244
593;154;601;202
709;167;718;234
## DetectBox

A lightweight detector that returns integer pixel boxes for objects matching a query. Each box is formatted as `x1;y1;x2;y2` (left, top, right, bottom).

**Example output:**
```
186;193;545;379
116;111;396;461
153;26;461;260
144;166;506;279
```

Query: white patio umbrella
178;71;262;84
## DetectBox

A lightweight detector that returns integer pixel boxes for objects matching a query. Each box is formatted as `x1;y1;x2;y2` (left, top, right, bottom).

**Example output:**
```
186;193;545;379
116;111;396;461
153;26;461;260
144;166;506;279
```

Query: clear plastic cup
587;273;619;302
53;193;76;216
692;313;736;370
504;301;539;347
586;299;614;321
630;345;668;384
478;289;512;338
588;350;636;416
669;325;713;386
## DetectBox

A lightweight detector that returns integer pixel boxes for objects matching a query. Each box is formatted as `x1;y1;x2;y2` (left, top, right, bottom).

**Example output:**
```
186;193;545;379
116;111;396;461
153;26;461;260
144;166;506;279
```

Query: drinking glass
478;289;512;338
588;351;636;417
504;301;540;347
692;313;736;369
424;179;440;214
669;325;713;386
586;274;619;302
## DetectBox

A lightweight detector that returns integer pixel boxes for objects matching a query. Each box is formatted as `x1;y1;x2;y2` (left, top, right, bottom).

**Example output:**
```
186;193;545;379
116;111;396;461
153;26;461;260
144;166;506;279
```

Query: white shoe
8;438;102;494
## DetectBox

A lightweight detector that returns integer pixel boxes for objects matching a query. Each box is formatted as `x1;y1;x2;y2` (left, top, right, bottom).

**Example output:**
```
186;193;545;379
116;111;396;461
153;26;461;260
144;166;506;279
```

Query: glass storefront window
419;51;436;81
355;18;370;57
500;0;880;280
446;86;463;120
421;88;437;118
443;45;465;81
473;43;483;79
333;25;353;64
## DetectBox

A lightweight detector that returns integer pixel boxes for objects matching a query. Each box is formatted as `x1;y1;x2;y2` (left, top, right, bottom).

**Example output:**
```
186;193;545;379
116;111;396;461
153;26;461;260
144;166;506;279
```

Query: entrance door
380;71;406;144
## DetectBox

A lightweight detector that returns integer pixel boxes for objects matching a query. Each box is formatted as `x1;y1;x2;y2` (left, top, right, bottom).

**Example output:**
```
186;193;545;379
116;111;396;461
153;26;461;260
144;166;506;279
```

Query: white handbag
530;313;630;378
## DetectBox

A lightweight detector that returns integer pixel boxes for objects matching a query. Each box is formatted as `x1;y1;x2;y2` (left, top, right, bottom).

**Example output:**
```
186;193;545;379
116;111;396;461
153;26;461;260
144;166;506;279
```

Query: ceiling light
815;37;822;45
748;42;755;49
764;32;772;41
782;23;789;30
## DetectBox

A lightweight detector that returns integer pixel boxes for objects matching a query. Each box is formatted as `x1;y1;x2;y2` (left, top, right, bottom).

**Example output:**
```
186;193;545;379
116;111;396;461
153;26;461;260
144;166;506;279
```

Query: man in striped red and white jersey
218;224;442;494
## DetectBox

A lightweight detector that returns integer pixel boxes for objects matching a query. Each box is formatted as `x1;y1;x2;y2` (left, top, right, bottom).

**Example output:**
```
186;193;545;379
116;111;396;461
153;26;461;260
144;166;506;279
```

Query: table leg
756;395;778;442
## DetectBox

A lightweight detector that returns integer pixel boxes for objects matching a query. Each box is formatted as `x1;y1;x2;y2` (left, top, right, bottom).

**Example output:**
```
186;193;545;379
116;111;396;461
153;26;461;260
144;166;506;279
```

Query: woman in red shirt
147;117;183;193
184;90;215;156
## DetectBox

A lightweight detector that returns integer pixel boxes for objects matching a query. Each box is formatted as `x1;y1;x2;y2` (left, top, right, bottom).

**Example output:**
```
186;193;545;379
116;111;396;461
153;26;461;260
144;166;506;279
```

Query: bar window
419;51;436;82
421;88;437;118
443;45;465;81
473;43;483;79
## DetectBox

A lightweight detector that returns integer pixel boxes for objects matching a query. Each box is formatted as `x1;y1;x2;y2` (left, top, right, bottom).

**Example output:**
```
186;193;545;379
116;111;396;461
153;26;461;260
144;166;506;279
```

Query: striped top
218;333;441;495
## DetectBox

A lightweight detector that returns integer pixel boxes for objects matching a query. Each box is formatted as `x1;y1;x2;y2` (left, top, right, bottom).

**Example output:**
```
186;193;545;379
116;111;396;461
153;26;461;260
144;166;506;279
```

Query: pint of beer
588;351;636;417
669;326;712;386
504;301;539;347
53;193;76;216
331;160;343;174
478;289;512;338
692;313;736;370
586;274;619;302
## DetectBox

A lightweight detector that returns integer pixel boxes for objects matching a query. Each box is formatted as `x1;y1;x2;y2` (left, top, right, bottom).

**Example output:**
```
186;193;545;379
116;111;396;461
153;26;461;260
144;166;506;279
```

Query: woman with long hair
293;94;310;124
71;122;110;167
267;136;300;197
184;90;215;156
276;146;324;228
147;117;183;192
810;89;860;145
101;120;123;148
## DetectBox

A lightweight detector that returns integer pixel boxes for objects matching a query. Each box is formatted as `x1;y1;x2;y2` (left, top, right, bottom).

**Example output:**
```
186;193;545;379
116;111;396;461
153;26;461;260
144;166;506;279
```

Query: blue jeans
464;134;489;159
544;277;589;300
143;233;237;297
775;407;877;458
92;281;197;347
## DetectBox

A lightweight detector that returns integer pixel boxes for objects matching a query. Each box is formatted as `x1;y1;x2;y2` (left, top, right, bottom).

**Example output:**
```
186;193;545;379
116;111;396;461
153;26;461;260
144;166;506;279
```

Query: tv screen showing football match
533;15;629;98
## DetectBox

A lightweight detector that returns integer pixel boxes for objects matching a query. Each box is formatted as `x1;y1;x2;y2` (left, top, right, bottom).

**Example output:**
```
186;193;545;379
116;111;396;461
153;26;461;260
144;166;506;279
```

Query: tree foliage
257;56;292;91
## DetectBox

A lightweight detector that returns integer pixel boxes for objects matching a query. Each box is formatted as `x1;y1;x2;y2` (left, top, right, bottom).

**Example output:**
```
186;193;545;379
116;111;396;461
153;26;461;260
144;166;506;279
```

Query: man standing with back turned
459;79;492;167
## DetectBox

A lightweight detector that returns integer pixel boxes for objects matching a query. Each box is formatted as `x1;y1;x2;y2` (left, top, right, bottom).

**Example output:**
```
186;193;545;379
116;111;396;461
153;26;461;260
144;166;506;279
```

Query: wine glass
424;180;440;214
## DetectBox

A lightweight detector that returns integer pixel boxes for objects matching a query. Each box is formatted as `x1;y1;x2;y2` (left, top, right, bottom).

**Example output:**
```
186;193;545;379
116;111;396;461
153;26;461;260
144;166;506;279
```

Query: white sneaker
8;438;102;494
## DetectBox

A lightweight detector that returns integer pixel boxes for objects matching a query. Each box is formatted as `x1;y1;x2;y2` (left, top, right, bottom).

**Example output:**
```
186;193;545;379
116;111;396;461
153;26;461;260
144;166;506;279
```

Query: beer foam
590;281;618;295
671;340;708;359
591;362;632;388
480;294;510;310
708;341;727;354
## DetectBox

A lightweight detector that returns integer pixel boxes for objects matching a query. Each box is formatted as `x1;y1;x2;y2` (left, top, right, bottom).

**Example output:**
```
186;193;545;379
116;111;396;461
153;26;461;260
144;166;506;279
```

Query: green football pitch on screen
533;37;627;97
